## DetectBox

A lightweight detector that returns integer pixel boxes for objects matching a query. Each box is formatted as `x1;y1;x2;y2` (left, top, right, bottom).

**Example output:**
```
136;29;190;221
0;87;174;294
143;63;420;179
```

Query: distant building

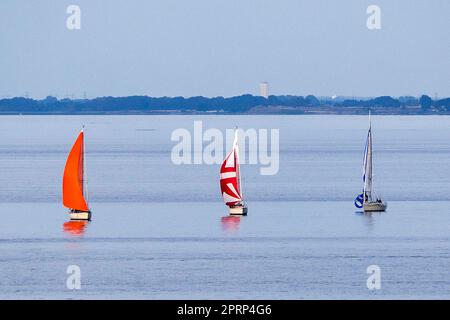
259;82;269;99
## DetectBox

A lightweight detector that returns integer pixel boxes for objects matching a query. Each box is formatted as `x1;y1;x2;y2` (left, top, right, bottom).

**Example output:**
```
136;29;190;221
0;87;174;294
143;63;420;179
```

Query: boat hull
229;205;248;216
69;210;92;221
363;202;387;212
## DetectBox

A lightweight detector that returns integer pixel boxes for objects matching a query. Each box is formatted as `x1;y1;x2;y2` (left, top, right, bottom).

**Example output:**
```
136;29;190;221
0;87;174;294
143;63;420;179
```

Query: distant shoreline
1;94;449;115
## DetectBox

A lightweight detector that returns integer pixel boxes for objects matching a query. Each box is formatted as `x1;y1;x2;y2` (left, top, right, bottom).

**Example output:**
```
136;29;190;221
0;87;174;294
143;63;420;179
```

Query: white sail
82;126;89;206
364;128;373;201
363;114;373;202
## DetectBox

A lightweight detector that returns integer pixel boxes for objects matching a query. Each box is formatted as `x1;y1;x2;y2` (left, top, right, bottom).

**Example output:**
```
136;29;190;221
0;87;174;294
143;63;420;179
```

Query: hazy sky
0;0;449;98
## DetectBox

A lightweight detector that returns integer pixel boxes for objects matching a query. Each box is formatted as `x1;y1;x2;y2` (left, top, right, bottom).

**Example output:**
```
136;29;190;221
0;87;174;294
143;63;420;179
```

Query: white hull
229;205;248;216
69;211;91;221
363;201;387;212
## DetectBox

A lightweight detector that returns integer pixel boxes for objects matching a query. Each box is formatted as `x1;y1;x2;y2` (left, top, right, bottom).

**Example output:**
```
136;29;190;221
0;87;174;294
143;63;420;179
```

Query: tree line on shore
0;94;449;113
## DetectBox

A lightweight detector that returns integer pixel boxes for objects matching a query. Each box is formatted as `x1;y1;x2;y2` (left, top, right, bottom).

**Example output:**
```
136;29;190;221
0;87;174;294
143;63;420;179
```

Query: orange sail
62;131;89;212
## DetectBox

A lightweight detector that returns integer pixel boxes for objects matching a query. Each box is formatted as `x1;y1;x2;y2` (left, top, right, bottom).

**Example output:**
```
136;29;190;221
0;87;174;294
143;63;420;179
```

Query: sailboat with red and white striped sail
220;127;248;215
63;127;92;221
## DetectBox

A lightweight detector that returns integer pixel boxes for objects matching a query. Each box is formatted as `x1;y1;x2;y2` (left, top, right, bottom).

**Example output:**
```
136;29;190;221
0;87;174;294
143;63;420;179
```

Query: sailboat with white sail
220;127;248;215
62;127;92;220
355;112;387;212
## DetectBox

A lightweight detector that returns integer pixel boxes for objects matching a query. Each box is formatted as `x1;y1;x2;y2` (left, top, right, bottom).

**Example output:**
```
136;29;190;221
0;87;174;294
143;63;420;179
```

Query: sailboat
220;127;248;215
355;112;387;212
63;127;92;221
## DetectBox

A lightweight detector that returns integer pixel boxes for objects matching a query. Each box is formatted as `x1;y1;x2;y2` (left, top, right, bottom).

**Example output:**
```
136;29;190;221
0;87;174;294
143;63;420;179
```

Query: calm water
0;115;449;299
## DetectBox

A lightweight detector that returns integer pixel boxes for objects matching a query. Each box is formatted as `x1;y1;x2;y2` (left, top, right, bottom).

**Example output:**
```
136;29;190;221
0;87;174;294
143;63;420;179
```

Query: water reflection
63;220;89;236
221;216;241;232
355;211;382;232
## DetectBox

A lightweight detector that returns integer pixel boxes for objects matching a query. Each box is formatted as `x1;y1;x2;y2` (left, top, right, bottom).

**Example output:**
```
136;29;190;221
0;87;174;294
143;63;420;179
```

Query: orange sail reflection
63;221;88;236
221;216;241;232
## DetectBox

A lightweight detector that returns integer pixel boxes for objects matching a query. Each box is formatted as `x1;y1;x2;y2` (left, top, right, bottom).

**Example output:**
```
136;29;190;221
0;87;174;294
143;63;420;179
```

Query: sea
0;115;449;299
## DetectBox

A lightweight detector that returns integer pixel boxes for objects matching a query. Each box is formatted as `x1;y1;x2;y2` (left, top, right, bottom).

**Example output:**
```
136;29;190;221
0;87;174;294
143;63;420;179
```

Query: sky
0;0;449;99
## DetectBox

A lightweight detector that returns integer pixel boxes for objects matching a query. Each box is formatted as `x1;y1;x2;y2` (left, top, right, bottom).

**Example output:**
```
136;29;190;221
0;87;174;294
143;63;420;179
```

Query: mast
365;111;373;202
234;127;243;202
82;125;89;207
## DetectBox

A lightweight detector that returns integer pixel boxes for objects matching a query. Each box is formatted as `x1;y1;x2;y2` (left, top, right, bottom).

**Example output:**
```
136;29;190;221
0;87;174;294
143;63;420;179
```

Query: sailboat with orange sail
63;127;92;221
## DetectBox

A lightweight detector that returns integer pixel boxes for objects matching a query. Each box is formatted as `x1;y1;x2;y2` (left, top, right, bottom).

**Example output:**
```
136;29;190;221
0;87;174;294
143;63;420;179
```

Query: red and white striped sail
220;130;242;206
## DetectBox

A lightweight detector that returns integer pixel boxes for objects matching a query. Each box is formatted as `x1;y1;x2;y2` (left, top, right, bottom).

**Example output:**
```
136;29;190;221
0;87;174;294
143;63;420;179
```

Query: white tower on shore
259;82;269;99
